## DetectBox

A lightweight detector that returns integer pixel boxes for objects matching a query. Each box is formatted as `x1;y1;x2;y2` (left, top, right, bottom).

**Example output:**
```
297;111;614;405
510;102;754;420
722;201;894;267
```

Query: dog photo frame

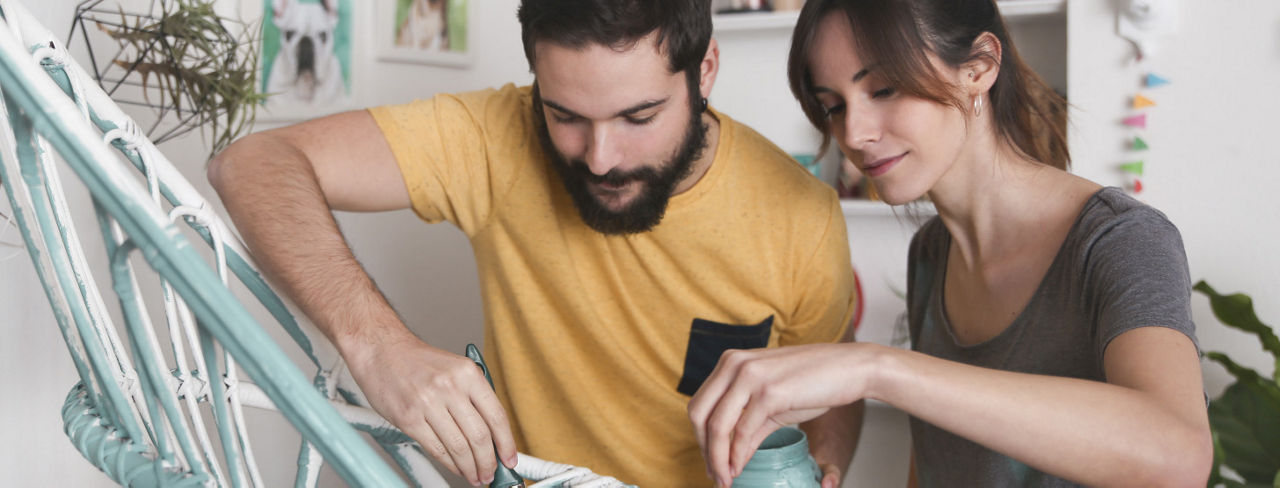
259;0;356;121
376;0;472;68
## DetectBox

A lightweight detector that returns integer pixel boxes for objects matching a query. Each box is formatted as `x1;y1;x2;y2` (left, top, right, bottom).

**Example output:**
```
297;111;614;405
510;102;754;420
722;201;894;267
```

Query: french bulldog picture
265;0;349;106
395;0;449;51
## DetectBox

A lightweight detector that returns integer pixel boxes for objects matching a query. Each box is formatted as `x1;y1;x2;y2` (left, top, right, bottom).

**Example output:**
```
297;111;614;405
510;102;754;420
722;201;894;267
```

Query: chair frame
0;0;429;485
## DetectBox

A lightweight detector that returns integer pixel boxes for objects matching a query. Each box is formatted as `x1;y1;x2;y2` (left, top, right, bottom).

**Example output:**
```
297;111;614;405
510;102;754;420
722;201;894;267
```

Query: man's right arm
207;110;517;486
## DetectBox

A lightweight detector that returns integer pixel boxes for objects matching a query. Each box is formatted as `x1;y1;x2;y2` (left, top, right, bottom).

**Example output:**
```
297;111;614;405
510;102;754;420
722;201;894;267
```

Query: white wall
4;0;1279;486
1066;0;1280;398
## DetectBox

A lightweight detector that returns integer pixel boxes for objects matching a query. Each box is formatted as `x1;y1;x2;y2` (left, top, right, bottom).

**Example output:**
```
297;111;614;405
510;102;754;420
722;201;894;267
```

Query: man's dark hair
517;0;712;79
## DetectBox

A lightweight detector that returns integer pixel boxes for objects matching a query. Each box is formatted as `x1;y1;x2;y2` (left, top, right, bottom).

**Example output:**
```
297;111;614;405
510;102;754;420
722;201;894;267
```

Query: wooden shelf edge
997;0;1066;17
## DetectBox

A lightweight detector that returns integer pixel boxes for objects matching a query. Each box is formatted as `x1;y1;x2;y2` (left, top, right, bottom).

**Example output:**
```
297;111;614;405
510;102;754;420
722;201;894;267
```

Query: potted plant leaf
1195;280;1280;487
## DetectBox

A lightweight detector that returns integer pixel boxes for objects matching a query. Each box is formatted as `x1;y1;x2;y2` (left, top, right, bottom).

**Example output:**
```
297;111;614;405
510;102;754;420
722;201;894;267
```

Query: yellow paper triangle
1133;94;1156;109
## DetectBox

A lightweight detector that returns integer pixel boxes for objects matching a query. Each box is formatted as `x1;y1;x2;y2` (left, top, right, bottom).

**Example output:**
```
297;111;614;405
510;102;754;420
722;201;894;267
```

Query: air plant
75;0;267;159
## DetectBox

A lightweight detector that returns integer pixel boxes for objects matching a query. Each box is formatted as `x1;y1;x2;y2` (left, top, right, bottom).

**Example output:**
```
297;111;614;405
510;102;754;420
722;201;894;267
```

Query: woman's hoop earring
973;94;983;117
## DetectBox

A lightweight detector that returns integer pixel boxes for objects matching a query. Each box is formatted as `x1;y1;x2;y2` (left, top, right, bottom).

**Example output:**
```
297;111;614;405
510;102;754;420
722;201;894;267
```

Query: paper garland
1146;73;1170;88
1120;161;1145;176
1122;113;1148;129
1120;72;1169;195
1131;136;1148;151
1133;94;1157;110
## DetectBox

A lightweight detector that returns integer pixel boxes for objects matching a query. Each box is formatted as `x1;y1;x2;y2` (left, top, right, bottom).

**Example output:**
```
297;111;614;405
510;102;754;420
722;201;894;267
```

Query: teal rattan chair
0;0;631;486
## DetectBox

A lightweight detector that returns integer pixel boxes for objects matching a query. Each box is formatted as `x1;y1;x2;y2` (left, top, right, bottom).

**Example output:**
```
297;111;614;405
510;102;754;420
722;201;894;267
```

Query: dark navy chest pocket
676;316;774;396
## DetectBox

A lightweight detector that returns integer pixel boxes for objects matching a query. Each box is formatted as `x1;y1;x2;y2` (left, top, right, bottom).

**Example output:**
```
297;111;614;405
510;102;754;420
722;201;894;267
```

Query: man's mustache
566;160;660;186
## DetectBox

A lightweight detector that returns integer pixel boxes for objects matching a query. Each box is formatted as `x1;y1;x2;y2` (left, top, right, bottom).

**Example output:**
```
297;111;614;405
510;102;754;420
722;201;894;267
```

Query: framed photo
258;0;355;121
375;0;472;68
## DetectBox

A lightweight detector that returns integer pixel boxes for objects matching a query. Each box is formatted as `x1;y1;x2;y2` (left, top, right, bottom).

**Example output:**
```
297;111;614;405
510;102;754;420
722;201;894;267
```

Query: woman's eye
822;104;845;118
872;87;897;99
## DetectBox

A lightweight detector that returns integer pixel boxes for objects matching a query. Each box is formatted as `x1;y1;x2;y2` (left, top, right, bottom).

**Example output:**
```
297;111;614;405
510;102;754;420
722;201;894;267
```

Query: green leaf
1194;281;1280;383
1212;428;1229;487
1210;381;1280;484
1205;352;1280;408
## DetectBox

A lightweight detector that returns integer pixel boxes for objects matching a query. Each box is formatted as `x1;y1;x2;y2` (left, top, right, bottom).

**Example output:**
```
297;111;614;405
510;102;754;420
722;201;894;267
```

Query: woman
687;1;1212;486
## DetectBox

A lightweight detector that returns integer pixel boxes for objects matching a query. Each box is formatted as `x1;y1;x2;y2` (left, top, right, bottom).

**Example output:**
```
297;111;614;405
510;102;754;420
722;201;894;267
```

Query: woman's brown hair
787;0;1069;170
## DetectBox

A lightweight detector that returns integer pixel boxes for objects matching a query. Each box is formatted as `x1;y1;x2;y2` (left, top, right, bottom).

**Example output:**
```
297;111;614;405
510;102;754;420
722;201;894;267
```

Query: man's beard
533;84;709;235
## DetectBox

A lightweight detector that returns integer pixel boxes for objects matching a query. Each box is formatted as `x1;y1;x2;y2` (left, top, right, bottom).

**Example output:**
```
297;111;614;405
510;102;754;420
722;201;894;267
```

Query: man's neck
673;111;721;196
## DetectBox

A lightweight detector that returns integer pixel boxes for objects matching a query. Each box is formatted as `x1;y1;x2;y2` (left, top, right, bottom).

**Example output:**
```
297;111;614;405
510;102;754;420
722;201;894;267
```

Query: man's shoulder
717;113;839;210
450;83;533;112
372;83;532;124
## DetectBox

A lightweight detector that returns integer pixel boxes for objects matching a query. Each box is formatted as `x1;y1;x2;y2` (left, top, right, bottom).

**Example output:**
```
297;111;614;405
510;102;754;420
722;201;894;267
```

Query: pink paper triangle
1122;113;1147;129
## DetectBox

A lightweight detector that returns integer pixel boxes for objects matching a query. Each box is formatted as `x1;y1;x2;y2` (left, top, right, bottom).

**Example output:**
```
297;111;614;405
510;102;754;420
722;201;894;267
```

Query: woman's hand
819;462;844;488
687;342;886;487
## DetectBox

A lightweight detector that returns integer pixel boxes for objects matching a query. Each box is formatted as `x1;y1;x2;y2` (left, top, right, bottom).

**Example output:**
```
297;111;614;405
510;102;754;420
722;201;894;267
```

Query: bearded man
208;1;861;486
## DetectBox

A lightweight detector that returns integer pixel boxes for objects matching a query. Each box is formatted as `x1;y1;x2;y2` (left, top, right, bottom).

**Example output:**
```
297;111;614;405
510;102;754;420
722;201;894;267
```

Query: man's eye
626;115;656;125
552;114;581;124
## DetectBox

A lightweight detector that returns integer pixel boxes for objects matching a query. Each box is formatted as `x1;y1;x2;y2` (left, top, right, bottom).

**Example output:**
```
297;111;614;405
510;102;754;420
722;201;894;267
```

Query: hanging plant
72;0;268;159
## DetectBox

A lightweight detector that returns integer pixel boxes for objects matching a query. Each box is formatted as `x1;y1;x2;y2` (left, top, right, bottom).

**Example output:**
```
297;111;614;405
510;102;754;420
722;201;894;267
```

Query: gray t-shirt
905;187;1198;487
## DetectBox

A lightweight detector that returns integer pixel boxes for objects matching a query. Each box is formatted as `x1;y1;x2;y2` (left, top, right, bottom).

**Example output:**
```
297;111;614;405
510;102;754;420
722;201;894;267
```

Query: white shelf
840;199;935;218
998;0;1066;17
714;0;1064;33
713;10;800;32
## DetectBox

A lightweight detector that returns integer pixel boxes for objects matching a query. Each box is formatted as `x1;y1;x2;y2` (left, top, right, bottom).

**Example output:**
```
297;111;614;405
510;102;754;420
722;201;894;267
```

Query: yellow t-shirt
369;84;855;487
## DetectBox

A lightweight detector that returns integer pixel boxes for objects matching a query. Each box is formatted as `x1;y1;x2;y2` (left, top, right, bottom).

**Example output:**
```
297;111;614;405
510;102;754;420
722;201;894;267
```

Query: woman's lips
863;152;906;178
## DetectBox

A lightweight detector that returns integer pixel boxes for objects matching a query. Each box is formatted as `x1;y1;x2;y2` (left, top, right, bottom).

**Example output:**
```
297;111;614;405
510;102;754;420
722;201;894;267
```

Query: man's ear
964;32;1002;95
698;38;721;100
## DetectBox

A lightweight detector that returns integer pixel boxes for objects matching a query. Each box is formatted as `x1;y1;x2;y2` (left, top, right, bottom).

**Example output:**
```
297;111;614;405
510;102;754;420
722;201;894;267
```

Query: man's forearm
208;133;409;355
802;400;864;479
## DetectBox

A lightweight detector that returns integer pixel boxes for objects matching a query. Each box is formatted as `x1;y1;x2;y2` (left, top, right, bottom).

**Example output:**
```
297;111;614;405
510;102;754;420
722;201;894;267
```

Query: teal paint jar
731;427;821;488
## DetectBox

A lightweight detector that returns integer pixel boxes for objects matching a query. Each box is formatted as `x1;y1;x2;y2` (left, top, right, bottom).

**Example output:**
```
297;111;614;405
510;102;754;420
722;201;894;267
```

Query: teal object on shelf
732;427;821;488
792;154;821;178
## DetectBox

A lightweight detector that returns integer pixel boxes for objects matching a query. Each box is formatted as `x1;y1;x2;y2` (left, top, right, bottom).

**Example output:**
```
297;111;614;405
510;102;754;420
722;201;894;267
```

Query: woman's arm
689;326;1211;488
880;326;1210;487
